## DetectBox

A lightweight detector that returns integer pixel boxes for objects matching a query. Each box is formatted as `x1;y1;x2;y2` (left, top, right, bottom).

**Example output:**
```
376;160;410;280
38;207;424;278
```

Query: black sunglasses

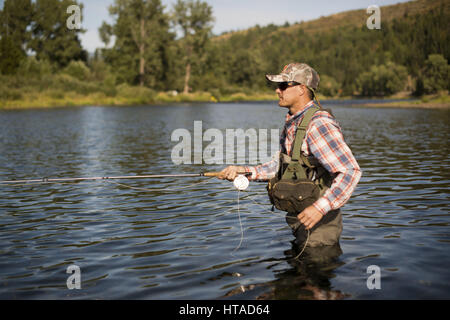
276;81;301;91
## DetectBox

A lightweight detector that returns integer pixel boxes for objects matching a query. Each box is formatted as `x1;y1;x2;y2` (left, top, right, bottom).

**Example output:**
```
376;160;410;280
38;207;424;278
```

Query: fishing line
104;179;211;192
231;190;244;256
0;180;106;188
2;178;212;193
242;190;310;259
292;229;310;260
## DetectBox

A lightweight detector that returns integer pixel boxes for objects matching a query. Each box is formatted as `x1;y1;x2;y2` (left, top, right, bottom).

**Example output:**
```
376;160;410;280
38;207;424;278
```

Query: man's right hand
217;166;246;181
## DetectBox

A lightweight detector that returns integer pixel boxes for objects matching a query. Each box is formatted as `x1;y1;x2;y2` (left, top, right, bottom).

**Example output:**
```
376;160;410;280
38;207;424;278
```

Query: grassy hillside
207;0;449;98
215;0;449;40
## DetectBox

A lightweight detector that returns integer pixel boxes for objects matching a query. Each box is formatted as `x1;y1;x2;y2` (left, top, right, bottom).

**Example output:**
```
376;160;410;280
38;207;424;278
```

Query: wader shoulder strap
291;106;320;162
281;106;320;180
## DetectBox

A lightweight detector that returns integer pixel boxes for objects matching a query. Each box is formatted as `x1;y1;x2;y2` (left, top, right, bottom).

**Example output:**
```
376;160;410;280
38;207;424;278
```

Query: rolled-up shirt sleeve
244;151;280;181
305;116;362;215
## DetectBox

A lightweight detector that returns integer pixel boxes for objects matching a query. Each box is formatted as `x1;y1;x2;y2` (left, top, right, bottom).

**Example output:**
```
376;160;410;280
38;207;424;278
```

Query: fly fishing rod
0;171;251;185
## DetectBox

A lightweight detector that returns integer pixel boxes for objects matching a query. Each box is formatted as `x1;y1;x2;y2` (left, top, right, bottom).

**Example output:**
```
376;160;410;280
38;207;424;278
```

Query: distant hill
205;0;449;96
215;0;449;41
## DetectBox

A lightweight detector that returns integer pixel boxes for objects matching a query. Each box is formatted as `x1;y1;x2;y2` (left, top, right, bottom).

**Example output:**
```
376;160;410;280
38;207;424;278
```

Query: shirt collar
285;100;315;123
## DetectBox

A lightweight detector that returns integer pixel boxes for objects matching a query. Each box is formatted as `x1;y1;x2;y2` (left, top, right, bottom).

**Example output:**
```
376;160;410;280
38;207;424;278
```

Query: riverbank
1;84;448;110
0;86;278;110
356;93;450;109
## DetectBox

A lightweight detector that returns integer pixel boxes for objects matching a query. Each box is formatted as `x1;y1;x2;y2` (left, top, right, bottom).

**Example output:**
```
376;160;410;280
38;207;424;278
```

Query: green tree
0;0;33;44
422;54;449;94
0;0;33;74
357;61;408;96
100;0;172;88
29;0;87;67
228;49;261;87
98;22;113;48
171;0;214;93
0;36;24;74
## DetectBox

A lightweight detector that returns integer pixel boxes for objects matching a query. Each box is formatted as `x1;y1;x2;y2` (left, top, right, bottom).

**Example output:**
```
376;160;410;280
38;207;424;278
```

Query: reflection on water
223;241;346;300
0;102;449;299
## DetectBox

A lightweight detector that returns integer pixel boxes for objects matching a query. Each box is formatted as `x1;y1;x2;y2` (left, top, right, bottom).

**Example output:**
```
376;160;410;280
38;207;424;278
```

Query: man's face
275;83;304;108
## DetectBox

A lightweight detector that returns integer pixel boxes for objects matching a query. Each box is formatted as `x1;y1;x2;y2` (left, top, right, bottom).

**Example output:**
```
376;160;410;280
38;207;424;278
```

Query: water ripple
0;104;449;299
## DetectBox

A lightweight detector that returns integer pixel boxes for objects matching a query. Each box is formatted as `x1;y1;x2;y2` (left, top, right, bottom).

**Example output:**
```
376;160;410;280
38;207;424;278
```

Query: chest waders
267;106;342;243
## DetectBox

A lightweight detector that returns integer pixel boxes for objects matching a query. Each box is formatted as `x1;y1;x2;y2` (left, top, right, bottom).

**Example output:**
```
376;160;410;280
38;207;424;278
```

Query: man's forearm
244;155;279;181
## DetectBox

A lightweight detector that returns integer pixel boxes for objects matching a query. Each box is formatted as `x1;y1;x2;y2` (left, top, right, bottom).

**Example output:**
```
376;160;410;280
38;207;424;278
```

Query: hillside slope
215;0;449;40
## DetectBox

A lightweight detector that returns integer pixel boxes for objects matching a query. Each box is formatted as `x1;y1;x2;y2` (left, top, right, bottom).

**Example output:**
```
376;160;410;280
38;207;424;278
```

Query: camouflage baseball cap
266;63;320;90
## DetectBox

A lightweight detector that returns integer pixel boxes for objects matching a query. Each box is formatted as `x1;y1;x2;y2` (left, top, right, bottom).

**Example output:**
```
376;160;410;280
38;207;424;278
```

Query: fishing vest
267;106;336;214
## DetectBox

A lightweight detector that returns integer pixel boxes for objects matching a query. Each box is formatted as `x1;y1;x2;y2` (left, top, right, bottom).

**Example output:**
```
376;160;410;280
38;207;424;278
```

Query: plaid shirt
245;100;362;215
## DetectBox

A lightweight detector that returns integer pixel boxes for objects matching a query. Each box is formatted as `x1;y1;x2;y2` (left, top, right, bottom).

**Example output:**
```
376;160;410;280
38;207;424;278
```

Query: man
218;63;362;247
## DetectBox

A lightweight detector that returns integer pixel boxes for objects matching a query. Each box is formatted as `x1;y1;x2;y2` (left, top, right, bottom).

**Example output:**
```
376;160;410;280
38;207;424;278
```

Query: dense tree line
0;0;448;97
0;0;86;72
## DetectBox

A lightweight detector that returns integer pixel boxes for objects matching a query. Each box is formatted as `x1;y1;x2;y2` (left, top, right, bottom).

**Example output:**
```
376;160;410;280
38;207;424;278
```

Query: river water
0;101;449;299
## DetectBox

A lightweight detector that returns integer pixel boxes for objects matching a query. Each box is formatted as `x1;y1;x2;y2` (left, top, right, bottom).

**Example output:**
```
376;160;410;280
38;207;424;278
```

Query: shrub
177;91;213;102
116;84;155;104
219;84;246;96
227;92;247;101
356;61;408;96
422;54;449;94
0;87;23;101
101;73;117;97
155;92;176;102
17;57;53;79
318;75;340;97
62;60;91;81
89;59;111;82
52;74;100;95
47;89;65;100
209;88;221;101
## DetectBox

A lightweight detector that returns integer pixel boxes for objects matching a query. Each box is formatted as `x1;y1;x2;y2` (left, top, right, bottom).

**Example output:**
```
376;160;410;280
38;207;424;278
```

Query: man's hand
217;166;245;181
297;205;323;230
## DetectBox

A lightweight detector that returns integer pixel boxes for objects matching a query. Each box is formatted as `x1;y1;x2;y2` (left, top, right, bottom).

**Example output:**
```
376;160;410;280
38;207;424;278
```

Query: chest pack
267;106;335;214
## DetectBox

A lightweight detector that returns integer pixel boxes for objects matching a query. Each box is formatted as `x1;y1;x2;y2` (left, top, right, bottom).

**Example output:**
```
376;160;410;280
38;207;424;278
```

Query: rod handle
203;171;250;177
203;172;221;177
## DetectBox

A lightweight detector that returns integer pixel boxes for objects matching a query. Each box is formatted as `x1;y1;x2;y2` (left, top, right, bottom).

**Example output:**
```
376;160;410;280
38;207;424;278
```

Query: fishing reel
233;174;249;191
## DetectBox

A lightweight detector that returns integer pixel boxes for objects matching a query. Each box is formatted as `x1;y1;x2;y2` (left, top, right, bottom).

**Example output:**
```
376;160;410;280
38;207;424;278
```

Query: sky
1;0;413;52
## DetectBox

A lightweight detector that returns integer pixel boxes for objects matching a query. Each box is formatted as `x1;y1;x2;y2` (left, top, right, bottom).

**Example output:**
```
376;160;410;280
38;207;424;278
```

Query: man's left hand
297;205;323;230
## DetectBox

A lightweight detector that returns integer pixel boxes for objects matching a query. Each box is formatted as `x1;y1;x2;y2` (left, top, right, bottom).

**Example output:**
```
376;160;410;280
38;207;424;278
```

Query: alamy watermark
366;265;381;290
66;5;81;30
366;5;381;30
66;265;81;289
171;121;279;165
